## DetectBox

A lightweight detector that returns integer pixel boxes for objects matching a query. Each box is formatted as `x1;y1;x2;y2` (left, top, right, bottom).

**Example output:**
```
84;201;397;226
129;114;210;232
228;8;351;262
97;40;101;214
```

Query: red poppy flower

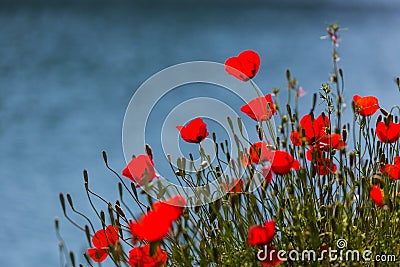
381;165;400;180
130;210;172;243
259;245;284;267
248;220;275;246
248;142;274;164
305;148;337;176
370;185;384;207
290;131;302;146
353;95;379;116
291;114;330;147
152;195;187;221
87;225;119;262
381;156;400;180
315;157;337;176
122;155;157;186
225;50;260;81
128;244;167;267
130;196;185;242
270;150;300;175
176;118;209;143
376;121;400;143
262;166;273;184
291;113;346;173
88;248;108;263
241;94;276;121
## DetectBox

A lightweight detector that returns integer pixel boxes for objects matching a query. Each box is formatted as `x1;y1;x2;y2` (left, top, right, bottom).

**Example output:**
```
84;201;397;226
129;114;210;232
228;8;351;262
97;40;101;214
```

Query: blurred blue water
0;2;400;266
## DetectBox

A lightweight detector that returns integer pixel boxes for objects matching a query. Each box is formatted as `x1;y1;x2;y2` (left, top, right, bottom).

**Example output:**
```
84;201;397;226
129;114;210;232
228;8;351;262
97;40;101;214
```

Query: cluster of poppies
86;49;399;265
87;195;185;266
353;94;400;207
290;113;345;175
87;225;168;266
87;225;167;266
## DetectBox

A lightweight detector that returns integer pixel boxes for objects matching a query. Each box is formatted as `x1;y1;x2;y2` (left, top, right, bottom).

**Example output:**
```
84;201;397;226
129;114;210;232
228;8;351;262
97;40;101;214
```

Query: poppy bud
380;108;389;117
102;150;108;165
220;142;225;153
54;217;59;230
115;201;125;218
312;93;317;111
59;193;66;213
100;211;106;224
145;144;153;160
108;203;115;224
286;69;291;81
227;116;234;131
84;225;91;245
130;182;138;199
83;170;89;190
237;117;244;134
69;251;76;267
349;152;355;167
256;125;263;141
396;77;400;90
212;132;217;143
66;194;74;209
118;183;123;199
286;104;292;118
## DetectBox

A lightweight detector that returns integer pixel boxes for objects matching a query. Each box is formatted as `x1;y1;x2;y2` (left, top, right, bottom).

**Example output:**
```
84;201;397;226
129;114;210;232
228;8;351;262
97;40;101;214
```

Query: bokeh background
1;0;400;266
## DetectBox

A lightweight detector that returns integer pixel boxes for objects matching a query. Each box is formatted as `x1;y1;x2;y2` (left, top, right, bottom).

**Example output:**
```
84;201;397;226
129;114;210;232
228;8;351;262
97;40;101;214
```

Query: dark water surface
0;1;400;266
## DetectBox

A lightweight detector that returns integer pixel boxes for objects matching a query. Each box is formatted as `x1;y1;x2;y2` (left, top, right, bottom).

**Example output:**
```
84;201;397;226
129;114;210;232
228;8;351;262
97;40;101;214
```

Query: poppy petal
370;185;384;207
241;94;276;122
88;248;108;262
122;155;157;186
128;244;167;267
